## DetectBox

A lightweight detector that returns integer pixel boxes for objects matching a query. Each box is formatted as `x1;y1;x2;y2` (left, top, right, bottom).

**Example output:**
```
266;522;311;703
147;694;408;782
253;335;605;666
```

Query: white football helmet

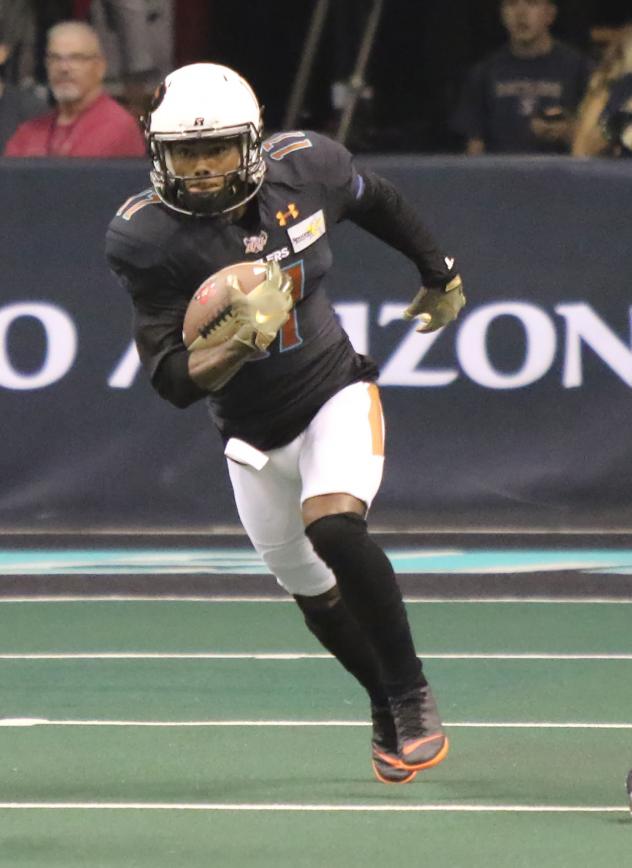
146;63;265;216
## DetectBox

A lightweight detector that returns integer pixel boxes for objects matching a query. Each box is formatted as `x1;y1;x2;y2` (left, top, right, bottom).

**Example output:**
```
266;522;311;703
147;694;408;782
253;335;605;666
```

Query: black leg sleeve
305;513;425;696
294;587;388;707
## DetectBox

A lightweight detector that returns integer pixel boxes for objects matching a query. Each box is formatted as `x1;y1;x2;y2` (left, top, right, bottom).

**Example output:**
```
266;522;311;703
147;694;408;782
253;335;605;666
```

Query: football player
106;63;466;784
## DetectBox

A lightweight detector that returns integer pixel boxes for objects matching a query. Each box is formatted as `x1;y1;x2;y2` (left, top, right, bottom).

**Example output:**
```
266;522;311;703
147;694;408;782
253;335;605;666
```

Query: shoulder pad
263;130;353;186
106;189;182;269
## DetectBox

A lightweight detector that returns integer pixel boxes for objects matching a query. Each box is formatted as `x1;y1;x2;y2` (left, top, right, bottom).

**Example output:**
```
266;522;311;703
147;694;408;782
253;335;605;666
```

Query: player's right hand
247;261;294;335
228;262;294;352
232;322;276;354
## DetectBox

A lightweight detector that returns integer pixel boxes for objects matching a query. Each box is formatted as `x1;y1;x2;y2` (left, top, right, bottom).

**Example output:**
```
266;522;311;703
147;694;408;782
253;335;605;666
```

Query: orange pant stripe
368;383;384;456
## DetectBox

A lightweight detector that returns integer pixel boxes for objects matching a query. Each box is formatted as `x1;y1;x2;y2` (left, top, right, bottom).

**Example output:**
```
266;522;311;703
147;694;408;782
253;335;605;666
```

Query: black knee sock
294;587;388;707
305;513;425;695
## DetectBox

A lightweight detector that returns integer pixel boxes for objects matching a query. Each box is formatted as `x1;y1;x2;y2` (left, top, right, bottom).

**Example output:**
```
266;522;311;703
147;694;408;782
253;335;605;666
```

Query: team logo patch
243;230;269;254
276;203;299;227
287;209;326;253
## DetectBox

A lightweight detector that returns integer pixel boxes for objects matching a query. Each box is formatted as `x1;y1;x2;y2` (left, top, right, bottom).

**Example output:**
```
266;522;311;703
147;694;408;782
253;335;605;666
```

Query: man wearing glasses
3;19;145;157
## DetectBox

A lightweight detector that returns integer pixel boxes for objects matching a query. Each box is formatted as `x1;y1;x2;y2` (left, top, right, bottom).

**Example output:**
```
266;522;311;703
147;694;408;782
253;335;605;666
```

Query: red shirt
3;92;146;158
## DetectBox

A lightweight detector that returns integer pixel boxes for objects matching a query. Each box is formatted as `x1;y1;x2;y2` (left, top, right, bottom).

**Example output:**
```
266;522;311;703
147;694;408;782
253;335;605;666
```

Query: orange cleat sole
371;760;418;785
398;735;450;772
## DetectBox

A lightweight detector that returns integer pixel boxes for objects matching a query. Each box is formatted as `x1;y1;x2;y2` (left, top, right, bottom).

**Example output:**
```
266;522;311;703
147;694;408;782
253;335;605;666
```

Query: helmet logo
276;203;299;227
194;117;205;126
149;82;166;112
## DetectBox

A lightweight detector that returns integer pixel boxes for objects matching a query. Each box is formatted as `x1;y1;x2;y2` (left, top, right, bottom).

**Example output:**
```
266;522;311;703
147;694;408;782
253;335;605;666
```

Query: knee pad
257;534;335;596
305;512;368;570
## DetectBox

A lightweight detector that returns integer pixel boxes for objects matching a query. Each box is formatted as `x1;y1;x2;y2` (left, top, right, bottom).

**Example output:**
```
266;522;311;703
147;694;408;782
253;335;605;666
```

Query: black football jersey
106;131;456;450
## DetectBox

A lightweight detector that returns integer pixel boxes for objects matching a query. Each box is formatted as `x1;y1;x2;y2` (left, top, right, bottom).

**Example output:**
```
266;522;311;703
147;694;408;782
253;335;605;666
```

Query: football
182;261;274;350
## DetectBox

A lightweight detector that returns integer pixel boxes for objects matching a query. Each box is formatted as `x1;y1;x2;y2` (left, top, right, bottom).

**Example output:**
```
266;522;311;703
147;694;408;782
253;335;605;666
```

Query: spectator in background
451;0;593;154
3;20;145;157
602;73;632;157
572;24;632;157
0;15;46;152
0;0;38;85
82;1;172;115
31;2;74;90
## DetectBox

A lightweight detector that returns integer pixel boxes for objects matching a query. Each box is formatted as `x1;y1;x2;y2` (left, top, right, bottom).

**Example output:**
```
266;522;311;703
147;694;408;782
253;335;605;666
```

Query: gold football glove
403;274;466;333
228;262;294;351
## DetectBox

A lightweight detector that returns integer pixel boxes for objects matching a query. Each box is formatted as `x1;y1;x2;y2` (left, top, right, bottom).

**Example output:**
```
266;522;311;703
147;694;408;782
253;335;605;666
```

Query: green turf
0;811;630;868
0;727;629;807
1;599;631;868
0;600;630;654
0;658;630;722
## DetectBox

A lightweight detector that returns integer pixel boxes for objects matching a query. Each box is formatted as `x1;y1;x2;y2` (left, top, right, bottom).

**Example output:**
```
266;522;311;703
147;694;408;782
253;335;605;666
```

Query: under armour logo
194;117;205;126
276;203;299;227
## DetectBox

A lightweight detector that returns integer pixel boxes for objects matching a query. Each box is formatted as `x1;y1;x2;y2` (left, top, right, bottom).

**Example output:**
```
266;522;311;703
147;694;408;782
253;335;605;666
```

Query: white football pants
226;381;385;596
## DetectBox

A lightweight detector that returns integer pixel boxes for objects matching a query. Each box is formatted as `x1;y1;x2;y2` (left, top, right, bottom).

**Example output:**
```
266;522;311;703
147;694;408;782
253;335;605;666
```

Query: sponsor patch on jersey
287;210;326;253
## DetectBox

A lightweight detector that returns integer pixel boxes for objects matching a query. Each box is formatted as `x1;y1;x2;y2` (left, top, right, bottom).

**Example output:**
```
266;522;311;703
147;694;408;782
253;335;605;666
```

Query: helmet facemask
149;125;264;216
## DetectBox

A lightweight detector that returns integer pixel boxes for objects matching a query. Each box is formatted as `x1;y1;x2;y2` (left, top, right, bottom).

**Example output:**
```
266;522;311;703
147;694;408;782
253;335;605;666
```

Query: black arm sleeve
131;296;208;409
346;171;457;288
106;207;211;409
108;255;208;409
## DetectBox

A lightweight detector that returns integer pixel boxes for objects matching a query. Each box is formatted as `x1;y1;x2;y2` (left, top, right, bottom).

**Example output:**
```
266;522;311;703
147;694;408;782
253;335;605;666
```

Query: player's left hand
403;275;466;333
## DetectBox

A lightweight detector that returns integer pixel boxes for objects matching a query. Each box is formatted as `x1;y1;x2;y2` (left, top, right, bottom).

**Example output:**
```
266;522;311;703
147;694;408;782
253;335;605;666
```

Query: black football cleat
389;683;449;772
370;703;417;784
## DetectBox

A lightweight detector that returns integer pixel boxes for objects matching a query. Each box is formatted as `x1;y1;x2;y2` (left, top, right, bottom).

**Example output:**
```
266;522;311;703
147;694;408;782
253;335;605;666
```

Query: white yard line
1;596;632;604
0;718;630;729
0;801;625;813
0;651;630;660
